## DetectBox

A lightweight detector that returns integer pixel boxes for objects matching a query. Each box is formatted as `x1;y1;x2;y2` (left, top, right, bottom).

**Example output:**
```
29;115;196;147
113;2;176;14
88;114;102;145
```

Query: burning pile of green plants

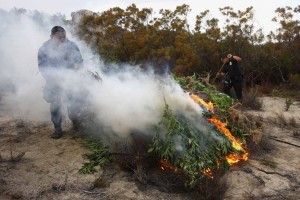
79;74;249;189
148;102;247;188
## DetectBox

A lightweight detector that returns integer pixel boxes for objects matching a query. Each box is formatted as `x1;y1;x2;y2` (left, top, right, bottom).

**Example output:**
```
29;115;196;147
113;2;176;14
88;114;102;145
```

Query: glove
227;54;233;59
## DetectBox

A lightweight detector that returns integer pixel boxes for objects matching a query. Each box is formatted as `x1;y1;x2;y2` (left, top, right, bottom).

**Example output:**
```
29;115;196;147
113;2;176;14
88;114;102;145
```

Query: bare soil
1;97;300;200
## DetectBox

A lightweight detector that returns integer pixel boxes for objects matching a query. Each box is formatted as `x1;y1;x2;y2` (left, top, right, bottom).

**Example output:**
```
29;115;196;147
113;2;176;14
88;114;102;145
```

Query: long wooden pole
212;62;225;84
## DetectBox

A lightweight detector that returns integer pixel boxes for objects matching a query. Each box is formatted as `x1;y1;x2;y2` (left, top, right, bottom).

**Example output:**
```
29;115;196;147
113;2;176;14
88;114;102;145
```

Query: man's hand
227;54;233;59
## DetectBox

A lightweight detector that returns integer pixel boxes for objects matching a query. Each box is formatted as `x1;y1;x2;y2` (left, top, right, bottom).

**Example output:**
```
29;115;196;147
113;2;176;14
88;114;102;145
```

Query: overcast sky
1;0;299;34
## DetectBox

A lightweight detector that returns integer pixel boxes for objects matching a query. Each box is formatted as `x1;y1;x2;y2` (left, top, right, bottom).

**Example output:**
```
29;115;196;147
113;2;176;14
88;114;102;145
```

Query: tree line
73;4;300;86
2;5;299;86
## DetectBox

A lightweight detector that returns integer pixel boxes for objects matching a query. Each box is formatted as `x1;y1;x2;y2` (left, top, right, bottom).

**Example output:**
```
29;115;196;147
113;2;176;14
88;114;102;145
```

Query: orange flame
208;117;248;164
202;168;213;178
160;159;177;171
190;94;248;165
190;94;214;112
226;153;249;165
208;118;243;151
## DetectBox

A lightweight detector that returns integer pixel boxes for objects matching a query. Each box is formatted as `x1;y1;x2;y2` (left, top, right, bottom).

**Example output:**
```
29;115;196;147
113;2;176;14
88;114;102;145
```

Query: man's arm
227;54;242;62
38;48;47;69
37;47;49;78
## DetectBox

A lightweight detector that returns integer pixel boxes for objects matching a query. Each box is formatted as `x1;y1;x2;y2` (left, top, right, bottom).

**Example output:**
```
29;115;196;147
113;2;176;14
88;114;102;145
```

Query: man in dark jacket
217;53;243;100
38;26;84;139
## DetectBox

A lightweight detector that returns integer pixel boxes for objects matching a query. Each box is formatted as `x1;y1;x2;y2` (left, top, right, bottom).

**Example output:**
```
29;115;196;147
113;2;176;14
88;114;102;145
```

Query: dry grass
289;117;298;128
111;134;190;192
274;113;298;128
259;82;276;95
241;93;263;110
285;98;293;111
248;128;277;157
192;173;228;200
242;85;263;110
0;134;26;163
275;113;288;127
292;129;300;139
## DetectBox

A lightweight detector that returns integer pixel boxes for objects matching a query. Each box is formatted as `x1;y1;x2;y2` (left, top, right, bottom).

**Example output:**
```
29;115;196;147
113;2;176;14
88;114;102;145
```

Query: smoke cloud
0;9;205;138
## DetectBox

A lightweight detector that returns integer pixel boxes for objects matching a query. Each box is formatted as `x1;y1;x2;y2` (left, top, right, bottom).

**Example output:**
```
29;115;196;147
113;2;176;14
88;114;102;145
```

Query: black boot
52;124;62;139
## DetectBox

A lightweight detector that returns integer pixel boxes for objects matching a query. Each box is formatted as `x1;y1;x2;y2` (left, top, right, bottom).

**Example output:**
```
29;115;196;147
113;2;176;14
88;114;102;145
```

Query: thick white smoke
0;10;204;138
0;11;50;120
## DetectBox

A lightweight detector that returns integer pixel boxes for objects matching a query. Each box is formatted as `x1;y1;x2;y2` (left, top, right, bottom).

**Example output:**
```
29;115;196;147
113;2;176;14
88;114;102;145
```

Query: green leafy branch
208;92;233;114
148;102;239;188
79;138;112;174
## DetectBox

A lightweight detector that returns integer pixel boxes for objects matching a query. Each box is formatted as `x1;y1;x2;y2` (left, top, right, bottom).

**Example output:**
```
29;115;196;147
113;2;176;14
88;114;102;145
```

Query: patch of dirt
1;96;300;199
247;96;300;124
0;113;192;199
223;97;300;200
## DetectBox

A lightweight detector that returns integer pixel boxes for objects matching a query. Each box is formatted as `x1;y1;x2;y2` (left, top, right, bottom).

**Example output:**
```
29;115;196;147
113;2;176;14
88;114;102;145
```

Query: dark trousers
49;95;83;131
44;84;84;132
223;79;243;100
50;99;63;131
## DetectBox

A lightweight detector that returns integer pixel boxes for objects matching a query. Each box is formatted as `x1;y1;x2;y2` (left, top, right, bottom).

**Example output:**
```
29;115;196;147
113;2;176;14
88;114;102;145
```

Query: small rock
242;166;253;173
93;177;108;188
51;183;65;192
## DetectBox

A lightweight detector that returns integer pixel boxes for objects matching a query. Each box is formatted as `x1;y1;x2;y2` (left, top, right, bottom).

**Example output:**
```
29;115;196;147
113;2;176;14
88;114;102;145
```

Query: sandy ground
0;120;193;200
1;96;300;200
223;97;300;199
